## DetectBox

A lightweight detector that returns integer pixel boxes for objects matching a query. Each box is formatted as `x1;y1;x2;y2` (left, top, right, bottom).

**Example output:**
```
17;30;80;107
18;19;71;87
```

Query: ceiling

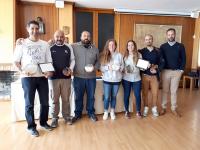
21;0;200;16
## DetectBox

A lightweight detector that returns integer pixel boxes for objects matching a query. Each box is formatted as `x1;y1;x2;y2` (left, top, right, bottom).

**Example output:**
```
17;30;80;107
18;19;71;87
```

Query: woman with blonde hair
122;40;142;119
100;39;124;120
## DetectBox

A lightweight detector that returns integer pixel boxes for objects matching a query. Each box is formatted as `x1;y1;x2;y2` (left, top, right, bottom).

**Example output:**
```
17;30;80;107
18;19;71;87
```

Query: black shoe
89;114;98;122
72;115;82;123
65;118;73;125
27;128;39;137
51;118;58;128
41;124;53;131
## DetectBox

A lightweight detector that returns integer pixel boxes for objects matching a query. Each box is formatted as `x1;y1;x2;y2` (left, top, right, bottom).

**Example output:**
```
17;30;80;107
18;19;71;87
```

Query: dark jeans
103;82;120;110
73;77;96;117
21;77;49;130
122;79;141;112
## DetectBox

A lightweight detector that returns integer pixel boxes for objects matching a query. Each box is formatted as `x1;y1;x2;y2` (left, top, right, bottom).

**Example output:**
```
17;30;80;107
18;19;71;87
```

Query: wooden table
183;75;200;91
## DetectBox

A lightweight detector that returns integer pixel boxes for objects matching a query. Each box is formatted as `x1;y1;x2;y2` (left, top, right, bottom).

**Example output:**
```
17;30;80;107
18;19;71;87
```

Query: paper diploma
136;59;150;70
39;62;55;72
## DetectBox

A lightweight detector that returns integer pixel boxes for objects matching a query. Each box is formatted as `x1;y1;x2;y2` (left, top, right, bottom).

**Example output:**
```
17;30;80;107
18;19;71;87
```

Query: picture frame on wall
36;17;45;34
134;24;182;49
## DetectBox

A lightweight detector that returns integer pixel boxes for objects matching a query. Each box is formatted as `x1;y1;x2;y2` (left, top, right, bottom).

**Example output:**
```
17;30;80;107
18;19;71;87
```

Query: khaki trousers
48;79;71;120
142;74;159;107
161;70;182;111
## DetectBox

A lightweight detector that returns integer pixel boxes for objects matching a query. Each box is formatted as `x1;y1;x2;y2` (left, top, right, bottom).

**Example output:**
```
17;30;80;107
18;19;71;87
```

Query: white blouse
123;53;141;82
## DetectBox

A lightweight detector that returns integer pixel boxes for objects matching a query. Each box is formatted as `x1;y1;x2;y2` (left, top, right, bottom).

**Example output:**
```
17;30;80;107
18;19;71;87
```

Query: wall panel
16;2;58;41
118;14;195;72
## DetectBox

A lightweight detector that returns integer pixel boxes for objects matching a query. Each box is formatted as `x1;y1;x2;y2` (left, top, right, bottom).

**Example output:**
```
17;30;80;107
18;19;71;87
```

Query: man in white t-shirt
13;20;53;137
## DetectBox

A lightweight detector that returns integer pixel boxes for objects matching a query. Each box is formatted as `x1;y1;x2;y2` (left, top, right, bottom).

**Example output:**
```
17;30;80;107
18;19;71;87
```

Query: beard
168;37;175;42
146;43;153;47
81;39;91;48
55;40;64;45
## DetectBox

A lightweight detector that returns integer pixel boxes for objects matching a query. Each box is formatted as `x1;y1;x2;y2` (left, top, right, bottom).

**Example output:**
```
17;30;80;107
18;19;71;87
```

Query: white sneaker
103;111;109;120
110;111;116;120
152;106;159;117
143;106;149;117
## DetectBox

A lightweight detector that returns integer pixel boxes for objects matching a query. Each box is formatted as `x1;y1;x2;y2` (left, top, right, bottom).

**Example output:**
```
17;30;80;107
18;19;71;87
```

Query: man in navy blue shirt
139;34;162;117
160;28;186;117
49;30;75;127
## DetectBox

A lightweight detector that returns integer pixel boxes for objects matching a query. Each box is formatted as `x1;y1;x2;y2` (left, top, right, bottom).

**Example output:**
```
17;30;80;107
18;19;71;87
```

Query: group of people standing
14;20;186;137
100;29;186;120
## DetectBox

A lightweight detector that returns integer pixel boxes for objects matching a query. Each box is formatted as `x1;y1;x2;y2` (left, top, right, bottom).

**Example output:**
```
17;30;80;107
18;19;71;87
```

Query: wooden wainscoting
115;14;195;73
16;1;59;41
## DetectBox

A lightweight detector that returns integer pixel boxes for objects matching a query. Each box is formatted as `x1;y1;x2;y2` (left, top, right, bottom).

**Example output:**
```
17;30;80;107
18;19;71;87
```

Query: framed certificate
136;59;150;70
39;62;55;72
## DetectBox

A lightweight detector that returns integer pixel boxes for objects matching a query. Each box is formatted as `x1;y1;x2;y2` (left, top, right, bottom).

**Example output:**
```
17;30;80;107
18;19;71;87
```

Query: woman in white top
122;40;142;119
100;39;124;120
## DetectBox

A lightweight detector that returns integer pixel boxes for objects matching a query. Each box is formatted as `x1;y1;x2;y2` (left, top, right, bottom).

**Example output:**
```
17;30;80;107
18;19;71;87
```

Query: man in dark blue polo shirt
160;28;186;117
139;34;163;117
49;30;75;127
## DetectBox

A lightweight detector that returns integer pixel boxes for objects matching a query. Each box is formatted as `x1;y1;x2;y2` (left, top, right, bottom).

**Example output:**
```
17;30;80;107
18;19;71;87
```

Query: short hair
145;34;153;40
167;28;176;34
26;20;39;28
81;30;91;36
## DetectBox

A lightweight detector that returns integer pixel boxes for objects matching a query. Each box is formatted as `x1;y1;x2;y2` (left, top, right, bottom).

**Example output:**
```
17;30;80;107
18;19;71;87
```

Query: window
74;9;114;51
98;13;114;52
75;12;93;42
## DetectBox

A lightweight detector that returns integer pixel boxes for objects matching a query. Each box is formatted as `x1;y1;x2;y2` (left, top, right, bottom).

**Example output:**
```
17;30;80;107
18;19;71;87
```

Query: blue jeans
122;79;141;112
73;77;96;117
103;82;120;110
21;77;49;130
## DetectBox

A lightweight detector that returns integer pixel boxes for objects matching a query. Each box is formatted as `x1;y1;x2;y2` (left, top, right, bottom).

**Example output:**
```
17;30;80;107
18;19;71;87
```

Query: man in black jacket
160;28;186;117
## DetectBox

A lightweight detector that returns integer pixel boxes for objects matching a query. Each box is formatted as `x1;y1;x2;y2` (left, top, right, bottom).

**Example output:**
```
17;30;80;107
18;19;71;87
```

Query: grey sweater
71;42;100;78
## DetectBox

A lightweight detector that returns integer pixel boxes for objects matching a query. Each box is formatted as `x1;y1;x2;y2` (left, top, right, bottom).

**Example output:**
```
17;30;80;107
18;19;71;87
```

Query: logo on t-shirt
27;45;43;63
65;50;68;54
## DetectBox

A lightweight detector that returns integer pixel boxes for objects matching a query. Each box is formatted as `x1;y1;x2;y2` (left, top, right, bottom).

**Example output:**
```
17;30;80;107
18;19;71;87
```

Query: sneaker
65;117;73;125
136;112;142;119
51;118;58;128
103;111;109;120
125;111;130;119
152;106;159;117
89;114;98;122
71;115;82;123
171;109;181;117
143;106;149;117
27;128;39;137
110;111;116;120
41;124;53;131
160;108;166;116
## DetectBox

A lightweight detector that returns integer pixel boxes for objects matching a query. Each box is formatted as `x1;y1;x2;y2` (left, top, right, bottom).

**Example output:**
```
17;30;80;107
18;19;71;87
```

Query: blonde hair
100;39;117;64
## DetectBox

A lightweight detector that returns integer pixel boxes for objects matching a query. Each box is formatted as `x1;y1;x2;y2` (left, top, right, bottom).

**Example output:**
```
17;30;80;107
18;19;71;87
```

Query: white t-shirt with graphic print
13;38;52;77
